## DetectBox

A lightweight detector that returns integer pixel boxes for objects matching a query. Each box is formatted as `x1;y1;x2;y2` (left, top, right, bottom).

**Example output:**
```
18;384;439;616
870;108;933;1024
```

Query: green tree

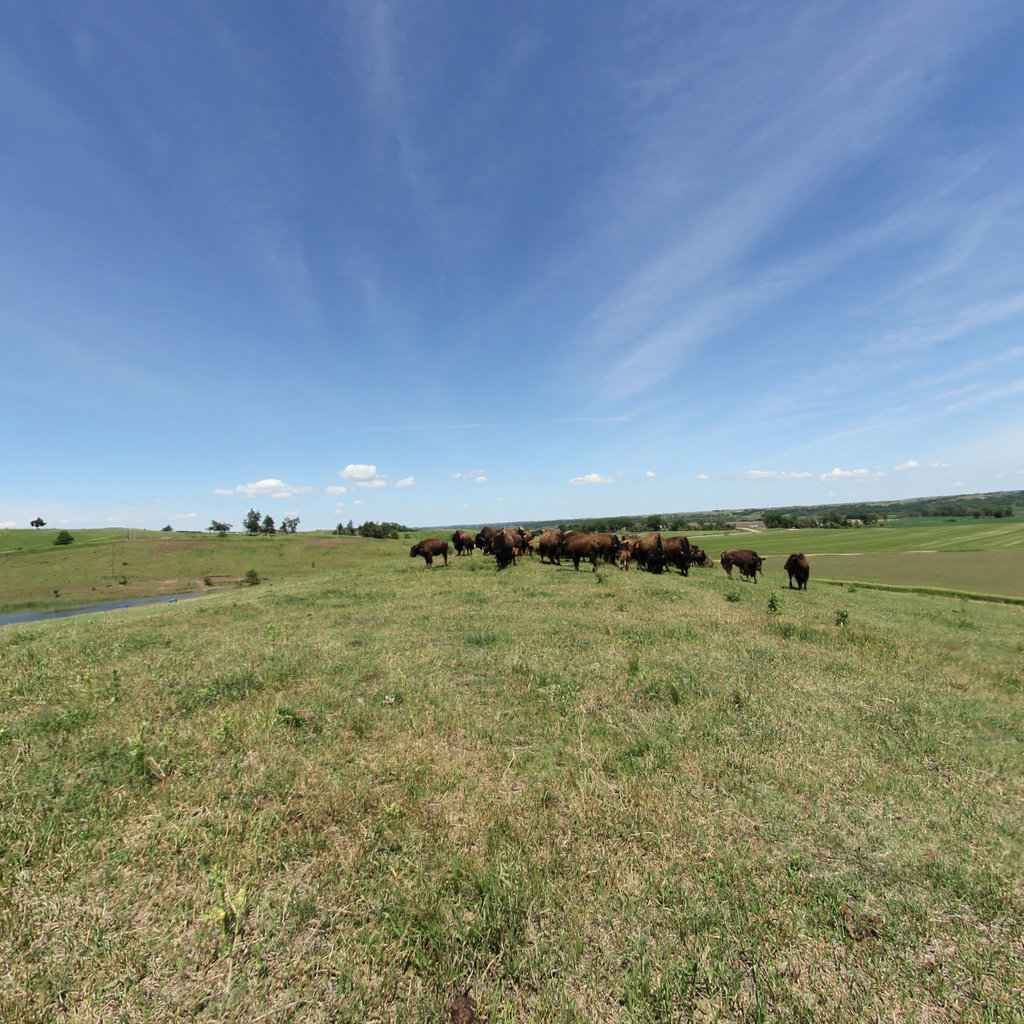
208;521;232;536
30;517;46;529
280;516;300;534
243;508;261;535
54;530;74;546
161;524;173;532
260;514;276;536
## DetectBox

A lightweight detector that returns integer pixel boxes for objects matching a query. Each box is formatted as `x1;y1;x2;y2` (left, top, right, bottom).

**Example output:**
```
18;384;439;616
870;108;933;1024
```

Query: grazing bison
410;538;449;567
783;552;810;590
451;529;475;555
663;535;693;575
490;528;519;570
536;529;565;565
563;531;601;572
634;532;665;573
720;549;764;582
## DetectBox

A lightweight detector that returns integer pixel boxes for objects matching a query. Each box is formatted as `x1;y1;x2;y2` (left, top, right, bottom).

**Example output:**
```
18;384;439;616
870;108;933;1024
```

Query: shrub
53;530;74;546
244;569;260;586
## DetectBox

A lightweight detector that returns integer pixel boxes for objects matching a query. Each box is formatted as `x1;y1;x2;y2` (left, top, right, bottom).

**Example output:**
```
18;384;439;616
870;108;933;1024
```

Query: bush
53;530;74;546
244;569;260;586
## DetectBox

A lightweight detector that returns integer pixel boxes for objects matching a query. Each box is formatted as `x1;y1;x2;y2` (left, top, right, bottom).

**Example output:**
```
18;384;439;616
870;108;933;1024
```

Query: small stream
0;589;223;627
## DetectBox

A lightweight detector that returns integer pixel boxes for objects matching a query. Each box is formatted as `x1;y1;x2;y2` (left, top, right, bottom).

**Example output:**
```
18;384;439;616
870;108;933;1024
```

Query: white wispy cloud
820;467;886;481
895;460;919;471
395;476;415;487
742;470;814;480
569;473;617;486
567;3;1004;405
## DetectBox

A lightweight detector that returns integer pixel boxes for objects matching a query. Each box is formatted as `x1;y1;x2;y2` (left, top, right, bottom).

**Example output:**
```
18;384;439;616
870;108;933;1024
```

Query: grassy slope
2;521;1022;614
1;546;1022;1022
0;529;374;613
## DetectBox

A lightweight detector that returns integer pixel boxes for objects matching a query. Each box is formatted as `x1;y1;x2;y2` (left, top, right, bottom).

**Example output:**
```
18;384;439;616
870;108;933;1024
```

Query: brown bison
490;528;519;569
563;531;601;572
536;529;565;565
783;552;810;590
590;532;620;564
663;535;692;575
617;539;634;570
474;525;498;553
634;532;664;573
410;538;449;567
451;529;475;555
690;546;713;568
720;549;764;582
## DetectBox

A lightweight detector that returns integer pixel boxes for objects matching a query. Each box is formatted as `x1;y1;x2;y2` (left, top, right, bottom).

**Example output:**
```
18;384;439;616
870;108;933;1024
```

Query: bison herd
409;527;811;589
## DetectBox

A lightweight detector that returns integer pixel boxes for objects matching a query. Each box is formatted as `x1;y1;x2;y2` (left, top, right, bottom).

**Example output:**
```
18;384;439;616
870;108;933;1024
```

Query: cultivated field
1;525;1022;1021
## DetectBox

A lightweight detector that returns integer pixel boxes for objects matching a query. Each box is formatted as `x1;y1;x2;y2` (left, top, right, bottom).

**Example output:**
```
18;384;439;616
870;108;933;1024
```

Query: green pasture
2;531;1023;1021
0;529;386;614
2;519;1022;615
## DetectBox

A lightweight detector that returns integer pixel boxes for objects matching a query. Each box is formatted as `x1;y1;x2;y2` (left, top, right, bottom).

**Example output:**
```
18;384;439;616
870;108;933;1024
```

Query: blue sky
3;2;1024;531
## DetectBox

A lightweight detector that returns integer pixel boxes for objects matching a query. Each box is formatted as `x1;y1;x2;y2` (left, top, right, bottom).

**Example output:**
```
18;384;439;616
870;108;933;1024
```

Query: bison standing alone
410;538;449;567
784;552;810;590
720;549;764;582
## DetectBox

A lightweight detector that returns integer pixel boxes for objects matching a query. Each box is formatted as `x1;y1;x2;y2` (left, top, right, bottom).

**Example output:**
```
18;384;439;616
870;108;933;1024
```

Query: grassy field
0;529;375;614
2;520;1022;615
1;531;1022;1021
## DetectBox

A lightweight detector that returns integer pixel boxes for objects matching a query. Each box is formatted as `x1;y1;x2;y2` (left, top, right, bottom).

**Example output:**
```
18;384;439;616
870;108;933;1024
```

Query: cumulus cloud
214;478;314;499
696;473;709;480
451;469;487;479
645;470;656;479
340;464;379;481
895;460;920;471
569;473;617;486
474;476;487;484
742;469;814;480
326;485;347;495
395;476;415;487
820;467;886;481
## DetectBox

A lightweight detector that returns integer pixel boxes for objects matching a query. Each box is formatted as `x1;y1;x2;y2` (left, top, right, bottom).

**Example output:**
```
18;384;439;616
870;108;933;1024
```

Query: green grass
0;528;387;614
2;520;1021;616
1;543;1022;1021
